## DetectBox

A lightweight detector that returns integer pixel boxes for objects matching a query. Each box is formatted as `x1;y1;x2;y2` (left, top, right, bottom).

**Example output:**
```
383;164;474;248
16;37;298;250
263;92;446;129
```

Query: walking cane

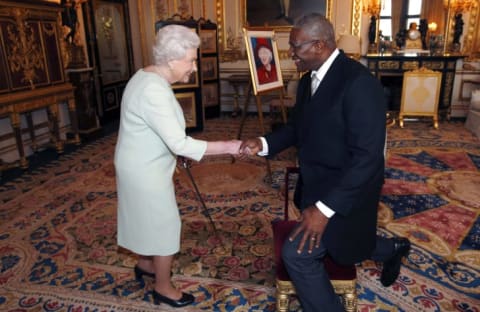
179;157;224;248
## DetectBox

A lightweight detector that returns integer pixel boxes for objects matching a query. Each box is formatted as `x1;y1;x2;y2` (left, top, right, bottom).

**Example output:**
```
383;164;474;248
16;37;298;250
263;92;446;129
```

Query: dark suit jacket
265;51;386;265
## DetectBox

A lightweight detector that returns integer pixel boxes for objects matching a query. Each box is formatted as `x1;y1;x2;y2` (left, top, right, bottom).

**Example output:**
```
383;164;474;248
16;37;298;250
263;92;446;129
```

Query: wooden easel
237;80;288;138
236;78;288;184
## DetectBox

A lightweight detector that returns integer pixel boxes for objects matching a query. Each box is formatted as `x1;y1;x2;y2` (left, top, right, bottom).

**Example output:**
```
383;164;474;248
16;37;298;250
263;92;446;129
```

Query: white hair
153;24;200;65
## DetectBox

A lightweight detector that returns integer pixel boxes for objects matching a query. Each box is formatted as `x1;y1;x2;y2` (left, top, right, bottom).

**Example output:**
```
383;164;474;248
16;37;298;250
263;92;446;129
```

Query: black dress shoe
152;290;195;308
134;265;155;280
381;237;411;287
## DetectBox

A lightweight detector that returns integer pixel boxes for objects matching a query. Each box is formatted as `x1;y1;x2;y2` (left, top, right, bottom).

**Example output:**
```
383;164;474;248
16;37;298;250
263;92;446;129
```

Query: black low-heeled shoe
134;265;155;280
152;290;195;308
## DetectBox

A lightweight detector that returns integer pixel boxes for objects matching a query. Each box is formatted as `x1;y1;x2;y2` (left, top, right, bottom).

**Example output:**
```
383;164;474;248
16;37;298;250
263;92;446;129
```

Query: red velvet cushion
272;220;357;281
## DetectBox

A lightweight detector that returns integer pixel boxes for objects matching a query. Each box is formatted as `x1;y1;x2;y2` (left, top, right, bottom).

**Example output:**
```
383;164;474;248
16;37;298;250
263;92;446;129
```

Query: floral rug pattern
1;117;479;311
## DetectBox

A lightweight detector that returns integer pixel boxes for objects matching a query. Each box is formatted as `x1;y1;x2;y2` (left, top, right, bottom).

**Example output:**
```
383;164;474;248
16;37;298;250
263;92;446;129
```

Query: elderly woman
114;24;241;308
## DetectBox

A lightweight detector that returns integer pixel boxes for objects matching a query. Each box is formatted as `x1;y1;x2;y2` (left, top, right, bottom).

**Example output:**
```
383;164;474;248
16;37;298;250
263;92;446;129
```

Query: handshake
224;138;263;156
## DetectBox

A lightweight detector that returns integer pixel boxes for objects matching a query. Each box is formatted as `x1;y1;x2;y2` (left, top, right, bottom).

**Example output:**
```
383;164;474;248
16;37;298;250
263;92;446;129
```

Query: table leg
67;98;81;145
10;113;28;169
25;112;38;152
48;104;64;154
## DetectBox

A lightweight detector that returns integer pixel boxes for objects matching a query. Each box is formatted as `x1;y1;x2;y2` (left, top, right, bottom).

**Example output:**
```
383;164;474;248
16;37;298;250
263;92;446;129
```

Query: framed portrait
200;29;217;54
217;0;332;60
202;83;219;107
176;92;197;128
246;0;328;28
244;28;284;95
201;57;218;81
173;71;199;89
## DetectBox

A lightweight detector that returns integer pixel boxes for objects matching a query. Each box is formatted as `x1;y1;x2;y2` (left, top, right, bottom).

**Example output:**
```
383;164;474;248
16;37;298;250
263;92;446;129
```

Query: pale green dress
114;69;207;255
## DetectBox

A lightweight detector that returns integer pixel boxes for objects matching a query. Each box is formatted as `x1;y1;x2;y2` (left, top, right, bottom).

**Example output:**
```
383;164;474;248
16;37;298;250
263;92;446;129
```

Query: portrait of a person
254;37;278;85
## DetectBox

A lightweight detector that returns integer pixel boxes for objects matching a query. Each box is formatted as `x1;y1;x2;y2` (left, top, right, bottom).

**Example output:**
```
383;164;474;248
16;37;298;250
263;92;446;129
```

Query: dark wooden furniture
66;67;101;137
0;1;80;170
365;53;464;119
0;85;79;168
199;19;221;119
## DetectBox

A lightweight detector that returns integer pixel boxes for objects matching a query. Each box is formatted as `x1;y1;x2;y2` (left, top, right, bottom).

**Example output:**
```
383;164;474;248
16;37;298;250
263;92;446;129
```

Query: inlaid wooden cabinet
0;0;79;169
0;2;66;92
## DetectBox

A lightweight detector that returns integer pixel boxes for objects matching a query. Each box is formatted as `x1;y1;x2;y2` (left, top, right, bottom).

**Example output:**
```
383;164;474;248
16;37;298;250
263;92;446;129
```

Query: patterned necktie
311;71;320;95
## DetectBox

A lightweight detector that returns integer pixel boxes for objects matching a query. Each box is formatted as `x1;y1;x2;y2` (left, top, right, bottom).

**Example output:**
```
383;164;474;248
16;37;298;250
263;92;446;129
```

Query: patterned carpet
0;116;479;311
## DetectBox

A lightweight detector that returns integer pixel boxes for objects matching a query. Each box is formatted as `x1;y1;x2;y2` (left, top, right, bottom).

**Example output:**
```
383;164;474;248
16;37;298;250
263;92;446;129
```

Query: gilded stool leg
277;292;290;312
276;280;295;312
342;292;357;312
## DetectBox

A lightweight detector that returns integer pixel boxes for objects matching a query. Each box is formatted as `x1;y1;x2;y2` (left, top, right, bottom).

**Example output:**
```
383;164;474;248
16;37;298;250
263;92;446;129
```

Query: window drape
421;0;446;37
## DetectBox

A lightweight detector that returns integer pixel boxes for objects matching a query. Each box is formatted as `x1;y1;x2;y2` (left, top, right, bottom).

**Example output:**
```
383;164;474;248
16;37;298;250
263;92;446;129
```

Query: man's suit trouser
282;233;395;312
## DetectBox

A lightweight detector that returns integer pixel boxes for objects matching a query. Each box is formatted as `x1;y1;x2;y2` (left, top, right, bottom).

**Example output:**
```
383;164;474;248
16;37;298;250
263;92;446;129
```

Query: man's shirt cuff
258;137;269;156
315;200;335;218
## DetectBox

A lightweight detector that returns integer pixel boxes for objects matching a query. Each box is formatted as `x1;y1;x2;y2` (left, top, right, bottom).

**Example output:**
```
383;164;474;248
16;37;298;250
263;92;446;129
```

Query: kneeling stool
272;167;357;312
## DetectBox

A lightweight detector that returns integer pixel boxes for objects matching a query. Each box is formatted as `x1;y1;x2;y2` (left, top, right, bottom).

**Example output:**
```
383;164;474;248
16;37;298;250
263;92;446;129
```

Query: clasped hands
238;137;263;156
221;138;263;158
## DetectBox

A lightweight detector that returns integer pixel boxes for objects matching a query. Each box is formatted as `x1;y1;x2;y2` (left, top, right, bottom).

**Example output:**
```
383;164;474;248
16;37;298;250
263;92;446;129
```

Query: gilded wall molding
351;0;362;36
136;1;149;67
462;0;479;59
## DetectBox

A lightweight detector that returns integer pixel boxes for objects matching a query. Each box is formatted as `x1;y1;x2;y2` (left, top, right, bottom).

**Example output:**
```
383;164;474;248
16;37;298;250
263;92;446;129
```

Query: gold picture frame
243;28;284;95
202;83;219;107
176;92;197;128
201;56;218;81
200;29;217;54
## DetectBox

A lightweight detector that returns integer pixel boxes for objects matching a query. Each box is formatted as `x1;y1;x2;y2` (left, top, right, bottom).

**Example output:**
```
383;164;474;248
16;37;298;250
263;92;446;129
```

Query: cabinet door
82;0;133;124
0;26;10;94
0;15;64;92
